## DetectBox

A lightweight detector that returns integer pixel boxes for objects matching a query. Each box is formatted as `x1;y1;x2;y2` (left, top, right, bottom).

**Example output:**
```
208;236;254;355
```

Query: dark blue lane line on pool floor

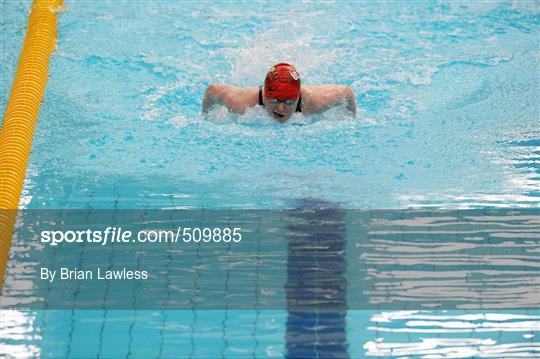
286;199;349;359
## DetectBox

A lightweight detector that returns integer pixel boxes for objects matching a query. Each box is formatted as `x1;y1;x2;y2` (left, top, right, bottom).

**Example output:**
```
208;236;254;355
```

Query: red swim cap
263;62;301;100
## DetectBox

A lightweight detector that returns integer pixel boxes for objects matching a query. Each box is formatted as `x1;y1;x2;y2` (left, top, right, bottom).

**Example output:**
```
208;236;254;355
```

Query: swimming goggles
266;98;297;105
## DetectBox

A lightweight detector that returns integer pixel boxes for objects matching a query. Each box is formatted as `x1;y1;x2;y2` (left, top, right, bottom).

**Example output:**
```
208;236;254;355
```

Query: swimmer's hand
202;84;230;114
341;86;357;118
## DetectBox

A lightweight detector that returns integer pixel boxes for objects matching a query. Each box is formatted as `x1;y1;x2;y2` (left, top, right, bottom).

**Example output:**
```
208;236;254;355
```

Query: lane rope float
0;0;64;289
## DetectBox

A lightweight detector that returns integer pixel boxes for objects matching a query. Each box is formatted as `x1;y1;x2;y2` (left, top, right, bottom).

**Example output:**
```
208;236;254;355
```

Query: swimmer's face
263;97;299;123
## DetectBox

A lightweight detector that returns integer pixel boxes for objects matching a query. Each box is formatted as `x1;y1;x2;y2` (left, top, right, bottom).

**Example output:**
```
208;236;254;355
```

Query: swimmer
202;62;356;122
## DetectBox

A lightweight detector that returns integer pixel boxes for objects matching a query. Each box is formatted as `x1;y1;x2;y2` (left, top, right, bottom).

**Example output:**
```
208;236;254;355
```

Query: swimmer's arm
202;84;257;114
305;85;357;117
326;85;356;117
202;84;233;113
341;86;357;117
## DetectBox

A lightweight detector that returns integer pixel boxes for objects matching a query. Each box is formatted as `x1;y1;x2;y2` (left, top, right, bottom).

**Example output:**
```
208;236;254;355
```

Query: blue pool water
1;1;539;358
2;0;539;209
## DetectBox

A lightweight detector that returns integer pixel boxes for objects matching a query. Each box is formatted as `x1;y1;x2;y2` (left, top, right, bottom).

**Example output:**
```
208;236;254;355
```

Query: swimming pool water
1;0;539;358
2;0;539;209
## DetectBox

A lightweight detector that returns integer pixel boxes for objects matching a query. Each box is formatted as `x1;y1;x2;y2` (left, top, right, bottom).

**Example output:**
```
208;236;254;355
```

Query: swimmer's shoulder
236;86;259;100
232;86;259;112
301;84;348;98
211;85;259;114
300;85;351;114
209;84;257;106
299;85;327;114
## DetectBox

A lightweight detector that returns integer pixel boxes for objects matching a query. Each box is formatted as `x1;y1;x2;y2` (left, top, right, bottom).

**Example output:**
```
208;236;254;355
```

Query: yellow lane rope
0;0;64;289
